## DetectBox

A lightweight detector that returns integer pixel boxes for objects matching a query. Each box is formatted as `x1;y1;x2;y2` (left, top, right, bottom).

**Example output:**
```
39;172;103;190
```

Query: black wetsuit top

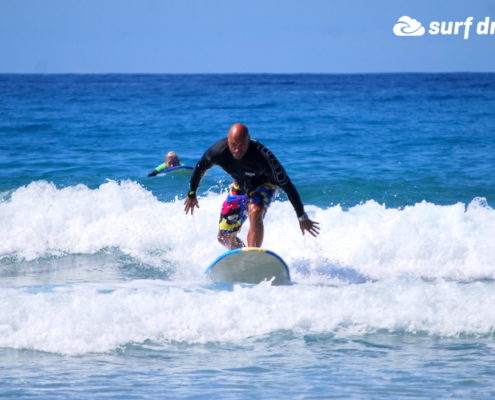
188;138;305;218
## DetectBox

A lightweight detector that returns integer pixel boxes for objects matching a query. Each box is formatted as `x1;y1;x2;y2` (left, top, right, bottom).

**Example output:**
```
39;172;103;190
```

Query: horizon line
1;71;494;75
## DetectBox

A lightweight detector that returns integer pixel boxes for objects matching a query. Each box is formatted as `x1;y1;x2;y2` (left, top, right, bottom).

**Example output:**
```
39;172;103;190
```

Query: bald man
184;123;319;249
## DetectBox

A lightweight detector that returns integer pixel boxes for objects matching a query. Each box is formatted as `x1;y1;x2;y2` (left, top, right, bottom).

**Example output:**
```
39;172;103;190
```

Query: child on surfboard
148;151;183;176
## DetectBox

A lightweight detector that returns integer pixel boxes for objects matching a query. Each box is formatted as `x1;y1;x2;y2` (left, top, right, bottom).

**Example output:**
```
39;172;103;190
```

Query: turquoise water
1;73;495;398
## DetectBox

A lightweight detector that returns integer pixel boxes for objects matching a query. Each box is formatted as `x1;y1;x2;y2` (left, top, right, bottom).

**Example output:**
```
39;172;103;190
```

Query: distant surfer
184;123;320;249
148;151;183;176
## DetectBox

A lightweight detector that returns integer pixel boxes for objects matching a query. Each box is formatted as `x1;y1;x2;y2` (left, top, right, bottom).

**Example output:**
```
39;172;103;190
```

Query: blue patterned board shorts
219;182;278;233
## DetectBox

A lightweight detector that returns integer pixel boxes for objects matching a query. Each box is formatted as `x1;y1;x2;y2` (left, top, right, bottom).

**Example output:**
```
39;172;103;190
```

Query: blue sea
1;73;495;399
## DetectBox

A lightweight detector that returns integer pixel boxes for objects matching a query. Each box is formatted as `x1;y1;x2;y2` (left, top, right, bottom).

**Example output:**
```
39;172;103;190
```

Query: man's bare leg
217;231;245;250
247;203;265;248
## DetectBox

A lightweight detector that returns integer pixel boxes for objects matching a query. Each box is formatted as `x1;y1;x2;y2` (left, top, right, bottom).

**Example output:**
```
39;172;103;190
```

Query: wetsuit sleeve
278;179;306;218
187;144;220;198
148;163;167;176
154;163;167;173
255;142;306;218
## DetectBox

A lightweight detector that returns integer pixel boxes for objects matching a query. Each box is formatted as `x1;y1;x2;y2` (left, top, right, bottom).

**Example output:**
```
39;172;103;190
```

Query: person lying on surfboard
148;151;183;176
184;123;320;249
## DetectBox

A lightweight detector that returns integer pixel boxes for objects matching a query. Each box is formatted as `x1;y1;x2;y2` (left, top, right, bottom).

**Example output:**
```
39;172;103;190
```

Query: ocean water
1;73;495;398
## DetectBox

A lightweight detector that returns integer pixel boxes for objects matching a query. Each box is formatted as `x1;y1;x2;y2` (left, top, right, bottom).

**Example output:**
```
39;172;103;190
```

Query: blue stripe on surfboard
160;165;193;174
204;248;243;275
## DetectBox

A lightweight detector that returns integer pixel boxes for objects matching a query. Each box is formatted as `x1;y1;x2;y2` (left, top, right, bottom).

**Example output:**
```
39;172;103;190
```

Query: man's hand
299;219;320;237
184;197;200;215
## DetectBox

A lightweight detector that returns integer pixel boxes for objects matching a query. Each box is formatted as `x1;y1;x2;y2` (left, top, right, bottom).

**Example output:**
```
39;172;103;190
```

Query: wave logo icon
393;16;426;36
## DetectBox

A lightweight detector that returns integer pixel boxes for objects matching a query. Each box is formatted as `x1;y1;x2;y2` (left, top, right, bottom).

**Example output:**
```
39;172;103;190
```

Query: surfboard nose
205;248;291;285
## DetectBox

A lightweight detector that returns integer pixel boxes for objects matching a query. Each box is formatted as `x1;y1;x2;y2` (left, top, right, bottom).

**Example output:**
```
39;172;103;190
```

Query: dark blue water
2;73;494;206
1;73;495;399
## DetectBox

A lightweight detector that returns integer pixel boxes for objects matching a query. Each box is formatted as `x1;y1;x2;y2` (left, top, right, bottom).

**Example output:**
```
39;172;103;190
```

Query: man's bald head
227;123;250;160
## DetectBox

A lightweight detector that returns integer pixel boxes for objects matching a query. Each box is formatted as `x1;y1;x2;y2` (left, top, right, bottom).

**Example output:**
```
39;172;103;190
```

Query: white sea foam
1;278;495;355
2;180;495;354
1;180;494;281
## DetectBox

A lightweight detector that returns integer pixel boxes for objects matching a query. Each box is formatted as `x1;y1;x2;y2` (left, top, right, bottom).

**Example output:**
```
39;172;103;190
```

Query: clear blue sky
1;0;494;73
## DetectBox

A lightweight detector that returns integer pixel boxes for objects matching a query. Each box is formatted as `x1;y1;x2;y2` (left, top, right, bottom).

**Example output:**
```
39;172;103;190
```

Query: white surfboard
205;248;291;286
159;165;193;176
